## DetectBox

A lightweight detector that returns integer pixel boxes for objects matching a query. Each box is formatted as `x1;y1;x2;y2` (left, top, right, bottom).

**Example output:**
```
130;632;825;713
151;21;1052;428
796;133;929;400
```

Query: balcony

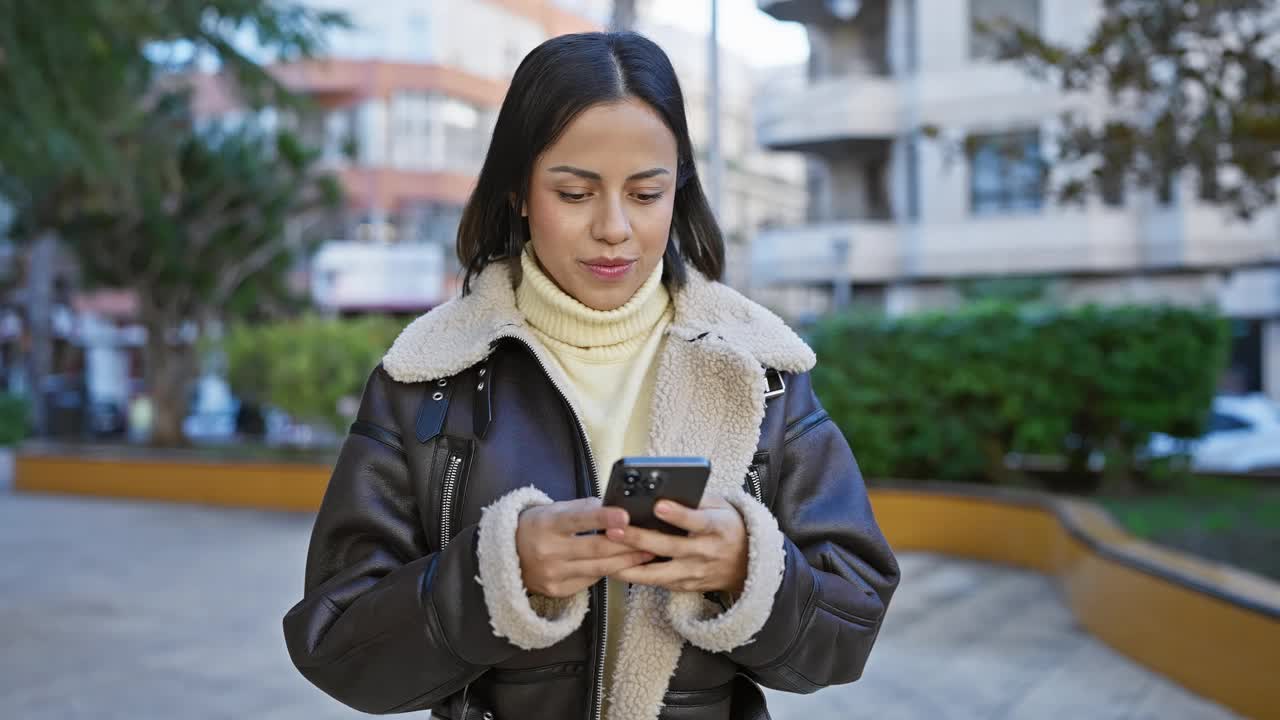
756;74;901;151
758;0;878;24
311;241;448;312
751;209;1179;286
909;211;1145;278
752;220;903;285
1181;205;1280;269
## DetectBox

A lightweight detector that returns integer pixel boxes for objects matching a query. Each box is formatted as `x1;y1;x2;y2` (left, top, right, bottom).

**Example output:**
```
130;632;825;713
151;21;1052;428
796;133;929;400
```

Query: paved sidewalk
0;492;1238;719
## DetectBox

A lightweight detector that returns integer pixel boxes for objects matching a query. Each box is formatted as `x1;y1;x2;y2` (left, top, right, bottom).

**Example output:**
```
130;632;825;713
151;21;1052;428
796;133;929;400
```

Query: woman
283;31;899;720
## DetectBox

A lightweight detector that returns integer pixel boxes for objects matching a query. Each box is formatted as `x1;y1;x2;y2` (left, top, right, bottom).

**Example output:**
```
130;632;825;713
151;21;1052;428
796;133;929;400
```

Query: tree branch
208;196;329;307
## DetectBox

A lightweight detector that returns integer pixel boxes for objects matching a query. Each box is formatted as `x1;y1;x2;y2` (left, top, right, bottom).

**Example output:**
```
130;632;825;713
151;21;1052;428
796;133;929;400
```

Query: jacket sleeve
667;371;900;693
282;366;587;714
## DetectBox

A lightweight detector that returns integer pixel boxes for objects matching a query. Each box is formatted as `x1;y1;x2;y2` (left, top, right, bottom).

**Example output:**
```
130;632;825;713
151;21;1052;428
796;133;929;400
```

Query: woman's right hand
516;498;654;598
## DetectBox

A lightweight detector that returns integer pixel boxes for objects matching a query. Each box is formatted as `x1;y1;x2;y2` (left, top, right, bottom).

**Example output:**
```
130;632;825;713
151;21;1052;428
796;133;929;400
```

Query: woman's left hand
606;494;748;595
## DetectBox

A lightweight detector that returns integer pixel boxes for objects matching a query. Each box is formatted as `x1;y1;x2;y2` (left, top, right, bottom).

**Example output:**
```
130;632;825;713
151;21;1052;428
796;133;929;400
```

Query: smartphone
602;456;711;536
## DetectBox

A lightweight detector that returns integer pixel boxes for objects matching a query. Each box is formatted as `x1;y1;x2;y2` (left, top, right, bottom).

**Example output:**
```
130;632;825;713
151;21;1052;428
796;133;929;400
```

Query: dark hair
456;31;724;294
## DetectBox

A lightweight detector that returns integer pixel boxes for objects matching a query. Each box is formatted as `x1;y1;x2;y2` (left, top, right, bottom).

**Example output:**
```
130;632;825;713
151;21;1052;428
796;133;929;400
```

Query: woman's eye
634;192;664;203
557;191;589;202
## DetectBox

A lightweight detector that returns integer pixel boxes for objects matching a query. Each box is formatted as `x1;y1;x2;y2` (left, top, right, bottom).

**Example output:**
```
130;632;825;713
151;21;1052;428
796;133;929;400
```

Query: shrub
808;302;1230;492
0;393;28;446
223;315;404;434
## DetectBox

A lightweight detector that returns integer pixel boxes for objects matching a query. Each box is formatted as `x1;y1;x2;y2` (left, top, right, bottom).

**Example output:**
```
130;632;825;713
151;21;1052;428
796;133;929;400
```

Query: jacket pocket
489;661;586;685
429;434;475;552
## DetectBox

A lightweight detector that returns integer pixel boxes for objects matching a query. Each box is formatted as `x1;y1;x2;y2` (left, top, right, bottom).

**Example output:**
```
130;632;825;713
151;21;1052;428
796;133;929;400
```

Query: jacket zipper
496;334;606;720
746;465;764;505
439;454;464;550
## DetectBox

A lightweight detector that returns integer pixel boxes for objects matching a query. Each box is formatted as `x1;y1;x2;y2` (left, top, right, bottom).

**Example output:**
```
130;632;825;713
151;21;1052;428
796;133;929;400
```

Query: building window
968;130;1046;215
405;13;432;63
970;0;1040;61
1100;169;1126;207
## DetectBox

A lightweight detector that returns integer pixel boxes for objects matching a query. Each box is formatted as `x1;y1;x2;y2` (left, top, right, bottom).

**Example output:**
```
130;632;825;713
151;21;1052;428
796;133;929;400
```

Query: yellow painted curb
870;486;1279;720
14;453;331;512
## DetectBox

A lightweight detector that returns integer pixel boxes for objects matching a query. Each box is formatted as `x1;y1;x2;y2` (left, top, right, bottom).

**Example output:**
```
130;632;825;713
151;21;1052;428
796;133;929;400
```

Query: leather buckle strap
416;375;456;443
764;368;786;400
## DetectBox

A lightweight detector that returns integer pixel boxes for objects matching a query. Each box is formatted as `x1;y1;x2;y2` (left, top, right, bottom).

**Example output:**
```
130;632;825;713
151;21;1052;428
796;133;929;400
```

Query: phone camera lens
623;488;634;497
624;470;640;484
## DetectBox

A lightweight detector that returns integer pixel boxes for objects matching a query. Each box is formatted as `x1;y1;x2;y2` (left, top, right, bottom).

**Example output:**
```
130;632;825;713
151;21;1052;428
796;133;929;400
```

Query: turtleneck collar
515;247;670;354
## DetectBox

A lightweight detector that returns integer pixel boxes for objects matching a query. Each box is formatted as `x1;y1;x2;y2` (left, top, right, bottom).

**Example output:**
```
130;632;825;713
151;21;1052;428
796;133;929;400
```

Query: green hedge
223;315;405;433
0;393;28;446
808;302;1230;492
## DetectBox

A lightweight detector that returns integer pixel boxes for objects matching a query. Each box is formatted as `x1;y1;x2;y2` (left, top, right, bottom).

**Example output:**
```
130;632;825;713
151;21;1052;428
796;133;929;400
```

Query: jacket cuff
664;488;787;652
476;486;590;650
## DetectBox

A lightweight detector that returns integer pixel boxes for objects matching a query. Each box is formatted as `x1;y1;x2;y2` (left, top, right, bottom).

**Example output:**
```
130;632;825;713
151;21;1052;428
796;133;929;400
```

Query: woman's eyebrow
547;165;670;181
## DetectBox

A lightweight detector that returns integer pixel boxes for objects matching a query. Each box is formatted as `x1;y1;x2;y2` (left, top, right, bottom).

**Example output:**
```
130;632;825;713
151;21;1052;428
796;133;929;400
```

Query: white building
635;21;808;291
754;0;1280;399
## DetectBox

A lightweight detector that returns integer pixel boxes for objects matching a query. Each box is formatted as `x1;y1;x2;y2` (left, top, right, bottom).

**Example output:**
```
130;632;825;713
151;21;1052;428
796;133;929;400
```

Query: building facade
754;0;1280;400
198;0;608;312
197;0;808;310
634;20;809;291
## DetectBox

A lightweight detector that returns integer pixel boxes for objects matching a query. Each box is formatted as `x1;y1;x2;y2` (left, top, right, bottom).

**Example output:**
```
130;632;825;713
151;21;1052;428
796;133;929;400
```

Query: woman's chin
574;284;634;311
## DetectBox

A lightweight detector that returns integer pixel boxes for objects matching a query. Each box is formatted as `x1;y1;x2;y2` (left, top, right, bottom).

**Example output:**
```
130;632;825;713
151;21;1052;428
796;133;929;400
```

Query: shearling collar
382;257;815;384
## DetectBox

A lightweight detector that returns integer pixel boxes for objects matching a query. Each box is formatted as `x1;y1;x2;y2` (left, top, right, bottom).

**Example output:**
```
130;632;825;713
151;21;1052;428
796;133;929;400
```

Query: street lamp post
708;0;724;217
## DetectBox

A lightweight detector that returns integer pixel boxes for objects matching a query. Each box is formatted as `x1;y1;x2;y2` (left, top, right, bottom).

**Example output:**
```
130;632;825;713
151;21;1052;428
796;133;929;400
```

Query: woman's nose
592;197;631;245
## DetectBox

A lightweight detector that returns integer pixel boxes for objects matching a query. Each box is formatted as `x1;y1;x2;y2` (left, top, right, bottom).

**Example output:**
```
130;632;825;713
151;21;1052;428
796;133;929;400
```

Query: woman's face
524;98;679;311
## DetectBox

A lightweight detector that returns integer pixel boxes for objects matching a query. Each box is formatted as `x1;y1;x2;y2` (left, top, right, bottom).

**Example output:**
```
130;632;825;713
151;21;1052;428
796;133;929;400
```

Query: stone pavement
0;492;1239;719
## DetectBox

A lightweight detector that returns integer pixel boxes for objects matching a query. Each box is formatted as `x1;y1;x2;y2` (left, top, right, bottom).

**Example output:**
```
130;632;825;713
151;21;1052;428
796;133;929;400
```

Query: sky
644;0;810;68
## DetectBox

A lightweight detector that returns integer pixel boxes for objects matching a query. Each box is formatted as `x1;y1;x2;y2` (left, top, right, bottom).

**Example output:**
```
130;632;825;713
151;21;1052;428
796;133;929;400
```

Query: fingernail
655;502;670;516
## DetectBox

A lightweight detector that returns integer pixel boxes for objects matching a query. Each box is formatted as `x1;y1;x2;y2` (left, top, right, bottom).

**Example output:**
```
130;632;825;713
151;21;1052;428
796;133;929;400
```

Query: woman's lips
581;259;636;280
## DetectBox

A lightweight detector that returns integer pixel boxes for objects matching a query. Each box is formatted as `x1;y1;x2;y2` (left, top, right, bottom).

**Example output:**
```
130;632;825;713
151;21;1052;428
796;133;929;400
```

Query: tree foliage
0;0;346;214
59;97;342;325
986;0;1280;217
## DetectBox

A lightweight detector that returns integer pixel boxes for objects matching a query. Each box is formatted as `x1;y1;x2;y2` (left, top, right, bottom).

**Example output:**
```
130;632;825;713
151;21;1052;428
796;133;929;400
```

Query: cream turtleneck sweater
516;248;672;489
516;247;672;716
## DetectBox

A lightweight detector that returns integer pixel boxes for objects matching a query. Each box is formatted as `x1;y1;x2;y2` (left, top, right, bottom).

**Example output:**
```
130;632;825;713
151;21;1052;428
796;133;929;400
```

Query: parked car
1148;394;1280;474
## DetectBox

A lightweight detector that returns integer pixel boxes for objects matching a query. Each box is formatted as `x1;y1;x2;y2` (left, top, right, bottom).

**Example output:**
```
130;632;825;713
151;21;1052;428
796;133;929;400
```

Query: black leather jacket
282;265;899;720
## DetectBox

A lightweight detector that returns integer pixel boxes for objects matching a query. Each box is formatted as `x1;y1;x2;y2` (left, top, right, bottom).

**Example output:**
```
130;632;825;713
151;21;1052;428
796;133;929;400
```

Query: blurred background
0;1;1277;718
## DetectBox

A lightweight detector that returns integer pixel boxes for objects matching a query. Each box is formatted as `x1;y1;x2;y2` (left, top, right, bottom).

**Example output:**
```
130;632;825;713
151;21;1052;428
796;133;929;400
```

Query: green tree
0;1;347;444
984;0;1279;218
58;99;342;446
